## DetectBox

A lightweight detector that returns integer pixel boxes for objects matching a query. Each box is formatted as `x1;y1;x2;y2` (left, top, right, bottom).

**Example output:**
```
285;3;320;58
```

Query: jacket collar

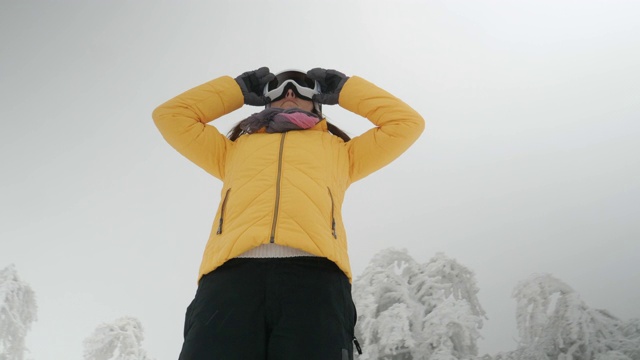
254;118;328;134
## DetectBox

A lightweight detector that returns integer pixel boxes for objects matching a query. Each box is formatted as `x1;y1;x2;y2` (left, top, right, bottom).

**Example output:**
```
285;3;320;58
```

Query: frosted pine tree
354;249;417;359
618;319;640;359
417;253;486;358
506;273;640;360
353;249;485;360
0;264;37;360
594;351;632;360
83;317;154;360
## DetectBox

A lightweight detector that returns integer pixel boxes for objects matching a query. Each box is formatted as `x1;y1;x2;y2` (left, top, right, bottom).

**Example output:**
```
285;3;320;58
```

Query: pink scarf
239;108;320;134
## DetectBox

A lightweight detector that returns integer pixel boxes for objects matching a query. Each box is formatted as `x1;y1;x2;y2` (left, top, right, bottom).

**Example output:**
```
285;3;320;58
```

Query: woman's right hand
235;67;275;106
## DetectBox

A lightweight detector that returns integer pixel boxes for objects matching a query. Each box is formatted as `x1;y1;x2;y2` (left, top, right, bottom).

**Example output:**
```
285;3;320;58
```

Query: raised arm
152;76;243;179
340;76;425;183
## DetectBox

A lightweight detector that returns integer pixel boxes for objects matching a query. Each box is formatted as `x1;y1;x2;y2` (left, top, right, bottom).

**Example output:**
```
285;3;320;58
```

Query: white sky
1;1;639;359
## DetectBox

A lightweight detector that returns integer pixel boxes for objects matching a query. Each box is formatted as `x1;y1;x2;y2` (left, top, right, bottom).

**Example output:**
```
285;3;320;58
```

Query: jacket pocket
216;189;231;235
328;187;337;239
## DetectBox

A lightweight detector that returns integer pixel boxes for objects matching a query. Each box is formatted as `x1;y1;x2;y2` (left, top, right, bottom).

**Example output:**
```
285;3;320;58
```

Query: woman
153;67;424;360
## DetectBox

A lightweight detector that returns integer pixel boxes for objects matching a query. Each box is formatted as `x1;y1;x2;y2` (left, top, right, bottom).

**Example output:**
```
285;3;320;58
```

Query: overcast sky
1;1;639;359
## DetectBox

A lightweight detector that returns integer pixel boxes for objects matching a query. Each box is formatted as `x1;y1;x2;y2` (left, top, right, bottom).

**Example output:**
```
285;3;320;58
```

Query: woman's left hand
306;68;349;105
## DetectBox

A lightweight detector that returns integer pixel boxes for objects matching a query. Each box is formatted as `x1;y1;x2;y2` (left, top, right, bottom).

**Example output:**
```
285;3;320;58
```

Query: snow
349;250;640;360
353;249;485;359
0;265;37;360
83;317;154;360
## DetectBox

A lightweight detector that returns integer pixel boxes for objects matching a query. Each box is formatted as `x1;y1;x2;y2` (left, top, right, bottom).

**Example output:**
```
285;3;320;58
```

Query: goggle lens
264;71;319;103
267;71;316;92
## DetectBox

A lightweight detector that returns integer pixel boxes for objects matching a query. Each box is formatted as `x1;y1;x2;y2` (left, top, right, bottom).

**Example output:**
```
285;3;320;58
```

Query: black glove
235;67;275;106
306;68;349;105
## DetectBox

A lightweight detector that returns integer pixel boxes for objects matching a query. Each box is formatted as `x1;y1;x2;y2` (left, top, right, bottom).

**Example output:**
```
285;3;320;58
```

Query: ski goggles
264;71;320;102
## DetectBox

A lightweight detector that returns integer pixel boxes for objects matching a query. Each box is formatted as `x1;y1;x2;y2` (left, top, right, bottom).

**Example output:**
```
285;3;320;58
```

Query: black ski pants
178;257;357;360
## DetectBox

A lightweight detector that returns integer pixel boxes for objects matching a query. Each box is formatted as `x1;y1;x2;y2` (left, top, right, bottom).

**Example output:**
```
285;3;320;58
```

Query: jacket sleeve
340;76;425;183
152;76;244;180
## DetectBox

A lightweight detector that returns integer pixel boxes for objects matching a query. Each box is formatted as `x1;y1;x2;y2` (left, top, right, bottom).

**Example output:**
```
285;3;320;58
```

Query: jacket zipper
270;133;287;243
216;189;231;234
328;187;337;239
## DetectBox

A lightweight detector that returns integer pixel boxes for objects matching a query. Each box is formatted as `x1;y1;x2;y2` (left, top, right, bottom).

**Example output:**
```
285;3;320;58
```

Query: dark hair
325;121;351;142
227;107;351;142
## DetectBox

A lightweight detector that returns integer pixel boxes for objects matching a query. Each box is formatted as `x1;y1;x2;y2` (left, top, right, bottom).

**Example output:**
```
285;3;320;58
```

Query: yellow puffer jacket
153;75;424;282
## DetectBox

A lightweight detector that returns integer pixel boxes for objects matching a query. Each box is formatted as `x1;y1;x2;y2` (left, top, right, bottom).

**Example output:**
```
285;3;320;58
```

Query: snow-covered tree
0;264;37;360
505;273;640;360
353;249;486;360
83;317;154;360
618;319;640;359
